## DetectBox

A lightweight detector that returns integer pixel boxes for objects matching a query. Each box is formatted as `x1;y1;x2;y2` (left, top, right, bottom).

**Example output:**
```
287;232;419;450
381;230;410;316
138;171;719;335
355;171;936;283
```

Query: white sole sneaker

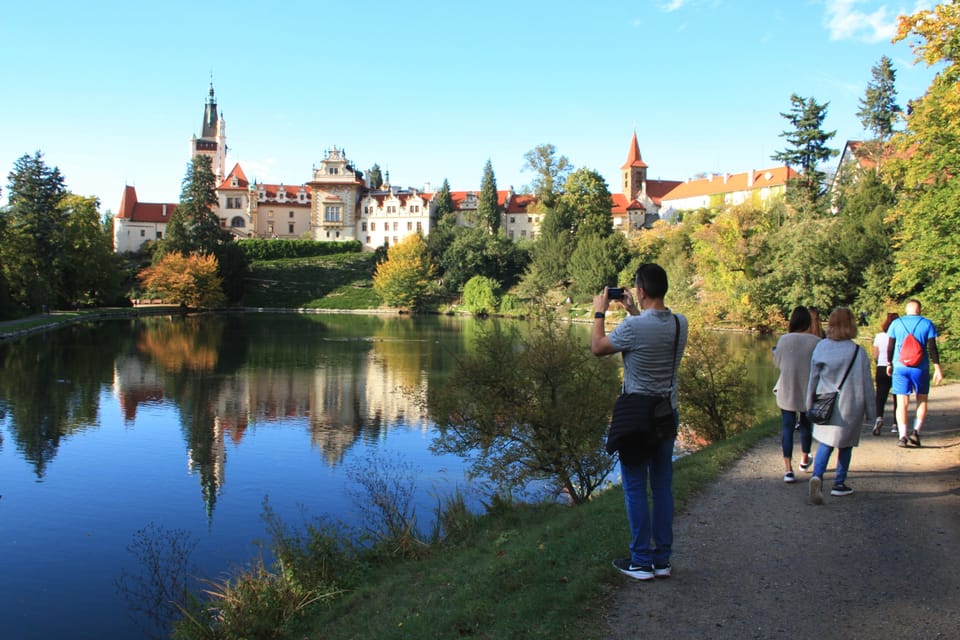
809;476;823;505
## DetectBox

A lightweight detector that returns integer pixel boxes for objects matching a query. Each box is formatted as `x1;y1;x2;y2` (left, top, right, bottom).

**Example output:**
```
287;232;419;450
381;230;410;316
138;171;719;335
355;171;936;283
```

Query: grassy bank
288;418;778;639
242;252;380;310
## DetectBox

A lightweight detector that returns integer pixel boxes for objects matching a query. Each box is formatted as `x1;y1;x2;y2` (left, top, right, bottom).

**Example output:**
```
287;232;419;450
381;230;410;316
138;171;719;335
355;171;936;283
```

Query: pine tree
160;154;227;259
771;94;838;207
477;160;500;233
857;56;901;141
1;151;68;310
433;178;456;224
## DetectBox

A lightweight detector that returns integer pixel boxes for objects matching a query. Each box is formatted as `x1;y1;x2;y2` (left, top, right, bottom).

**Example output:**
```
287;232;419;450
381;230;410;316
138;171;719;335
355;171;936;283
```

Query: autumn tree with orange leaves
138;252;226;309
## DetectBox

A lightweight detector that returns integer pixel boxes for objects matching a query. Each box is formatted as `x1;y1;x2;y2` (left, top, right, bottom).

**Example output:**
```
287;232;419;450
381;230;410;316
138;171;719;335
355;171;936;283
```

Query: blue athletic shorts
892;367;929;396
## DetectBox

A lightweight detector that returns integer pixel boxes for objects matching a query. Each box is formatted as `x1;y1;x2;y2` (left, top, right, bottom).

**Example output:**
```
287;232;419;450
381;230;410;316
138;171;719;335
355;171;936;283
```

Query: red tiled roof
661;166;796;200
116;185;177;222
505;193;535;214
218;164;249;189
646;179;684;204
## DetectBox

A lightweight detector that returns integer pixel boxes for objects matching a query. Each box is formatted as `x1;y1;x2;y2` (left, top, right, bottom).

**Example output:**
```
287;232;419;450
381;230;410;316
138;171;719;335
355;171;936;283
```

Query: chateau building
658;166;796;221
114;87;716;254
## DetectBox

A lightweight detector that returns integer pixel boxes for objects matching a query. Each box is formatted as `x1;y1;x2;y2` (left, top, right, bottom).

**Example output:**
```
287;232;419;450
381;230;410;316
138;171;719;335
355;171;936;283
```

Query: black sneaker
898;436;909;448
831;483;854;496
612;558;654;580
909;430;921;447
654;563;672;578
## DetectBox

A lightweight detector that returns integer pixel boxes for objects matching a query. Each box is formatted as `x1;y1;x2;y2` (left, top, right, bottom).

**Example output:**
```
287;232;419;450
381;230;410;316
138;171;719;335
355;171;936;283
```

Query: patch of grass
243;253;380;310
297;417;779;639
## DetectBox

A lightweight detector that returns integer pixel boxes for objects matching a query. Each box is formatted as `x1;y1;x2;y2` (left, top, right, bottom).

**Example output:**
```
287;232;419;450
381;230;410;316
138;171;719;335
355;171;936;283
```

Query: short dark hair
788;306;812;333
634;263;668;299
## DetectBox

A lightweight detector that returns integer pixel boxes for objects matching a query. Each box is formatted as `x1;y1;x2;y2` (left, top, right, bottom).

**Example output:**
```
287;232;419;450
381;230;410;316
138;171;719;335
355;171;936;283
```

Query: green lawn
242;252;381;310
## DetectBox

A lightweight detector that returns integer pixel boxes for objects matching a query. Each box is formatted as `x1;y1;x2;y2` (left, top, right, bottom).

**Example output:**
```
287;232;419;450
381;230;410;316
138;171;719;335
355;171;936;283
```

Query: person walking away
592;263;689;581
807;308;876;504
886;300;943;447
872;312;899;435
773;306;822;482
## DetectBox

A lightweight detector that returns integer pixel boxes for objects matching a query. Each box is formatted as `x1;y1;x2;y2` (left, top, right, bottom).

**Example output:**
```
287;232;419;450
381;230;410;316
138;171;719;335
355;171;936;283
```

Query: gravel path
602;382;960;639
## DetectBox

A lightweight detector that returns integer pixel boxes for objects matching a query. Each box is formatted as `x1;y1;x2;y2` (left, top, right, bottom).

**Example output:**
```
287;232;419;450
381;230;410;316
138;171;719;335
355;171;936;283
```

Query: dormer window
231;176;239;187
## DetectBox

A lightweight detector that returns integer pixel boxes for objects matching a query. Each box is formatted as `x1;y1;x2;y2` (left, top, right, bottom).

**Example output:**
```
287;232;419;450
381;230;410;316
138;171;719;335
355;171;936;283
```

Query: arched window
230;216;246;228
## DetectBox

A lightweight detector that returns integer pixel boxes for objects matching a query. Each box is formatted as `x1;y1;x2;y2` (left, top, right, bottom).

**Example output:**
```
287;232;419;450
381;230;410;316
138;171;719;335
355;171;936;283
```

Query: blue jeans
620;435;674;567
781;409;812;459
812;443;852;486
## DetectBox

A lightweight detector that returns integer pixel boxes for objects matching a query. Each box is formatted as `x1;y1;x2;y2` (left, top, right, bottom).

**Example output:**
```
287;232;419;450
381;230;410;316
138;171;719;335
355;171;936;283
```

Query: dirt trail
603;382;960;639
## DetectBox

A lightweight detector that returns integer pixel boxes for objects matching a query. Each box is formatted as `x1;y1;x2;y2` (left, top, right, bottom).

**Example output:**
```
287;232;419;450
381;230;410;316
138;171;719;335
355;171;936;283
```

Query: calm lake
0;312;777;639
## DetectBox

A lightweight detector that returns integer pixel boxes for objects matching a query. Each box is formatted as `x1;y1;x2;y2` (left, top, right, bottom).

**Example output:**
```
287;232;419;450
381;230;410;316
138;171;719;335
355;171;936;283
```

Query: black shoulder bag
606;315;680;457
808;344;858;424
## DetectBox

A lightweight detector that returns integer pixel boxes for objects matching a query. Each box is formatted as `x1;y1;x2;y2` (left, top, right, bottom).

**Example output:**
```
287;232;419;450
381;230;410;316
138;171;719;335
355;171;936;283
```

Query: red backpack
899;322;924;367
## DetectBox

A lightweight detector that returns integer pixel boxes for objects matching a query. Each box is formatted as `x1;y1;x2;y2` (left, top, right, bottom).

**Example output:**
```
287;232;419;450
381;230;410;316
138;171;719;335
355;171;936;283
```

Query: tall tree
159;154;228;259
889;0;960;356
857;55;901;142
368;163;384;189
477;159;500;233
2;151;68;311
522;143;572;209
433;178;456;222
857;56;902;170
771;94;838;208
59;194;126;306
558;168;614;237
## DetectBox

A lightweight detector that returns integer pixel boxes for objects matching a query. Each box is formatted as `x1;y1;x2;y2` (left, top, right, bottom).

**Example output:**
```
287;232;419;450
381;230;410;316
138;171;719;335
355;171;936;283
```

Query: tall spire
621;130;648;169
202;81;218;139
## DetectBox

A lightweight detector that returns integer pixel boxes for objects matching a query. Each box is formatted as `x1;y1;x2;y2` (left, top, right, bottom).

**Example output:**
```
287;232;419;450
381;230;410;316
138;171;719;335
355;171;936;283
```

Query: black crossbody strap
836;343;859;391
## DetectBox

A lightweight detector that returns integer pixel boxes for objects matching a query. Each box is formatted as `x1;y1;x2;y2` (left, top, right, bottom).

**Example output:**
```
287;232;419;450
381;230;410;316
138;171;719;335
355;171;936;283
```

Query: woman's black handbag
808;345;858;424
606;316;680;457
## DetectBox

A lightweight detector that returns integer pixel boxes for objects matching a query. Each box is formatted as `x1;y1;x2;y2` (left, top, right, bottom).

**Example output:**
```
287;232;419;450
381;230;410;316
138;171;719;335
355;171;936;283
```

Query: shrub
678;325;757;443
462;275;501;316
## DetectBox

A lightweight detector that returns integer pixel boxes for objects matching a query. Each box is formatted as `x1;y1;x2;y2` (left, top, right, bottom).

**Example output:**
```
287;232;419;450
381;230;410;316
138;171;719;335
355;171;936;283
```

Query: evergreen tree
477;159;500;233
771;94;838;207
433;178;456;222
368;163;384;189
857;55;901;142
159;154;228;259
1;151;68;311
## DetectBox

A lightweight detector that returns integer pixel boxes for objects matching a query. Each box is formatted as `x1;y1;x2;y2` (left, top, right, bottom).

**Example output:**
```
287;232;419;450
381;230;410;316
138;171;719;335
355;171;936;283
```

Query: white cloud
823;0;898;43
661;0;687;12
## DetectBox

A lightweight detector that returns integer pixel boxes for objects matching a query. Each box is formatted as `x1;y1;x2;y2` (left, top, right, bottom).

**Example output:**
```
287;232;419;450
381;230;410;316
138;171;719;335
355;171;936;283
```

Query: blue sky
0;0;939;215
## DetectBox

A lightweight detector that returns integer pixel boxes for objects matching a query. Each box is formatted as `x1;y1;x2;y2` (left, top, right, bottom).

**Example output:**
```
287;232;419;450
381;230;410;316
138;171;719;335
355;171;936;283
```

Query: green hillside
241;252;380;310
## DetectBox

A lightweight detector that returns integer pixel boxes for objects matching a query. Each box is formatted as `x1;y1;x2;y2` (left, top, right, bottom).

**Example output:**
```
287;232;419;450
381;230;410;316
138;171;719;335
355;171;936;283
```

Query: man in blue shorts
886;300;943;447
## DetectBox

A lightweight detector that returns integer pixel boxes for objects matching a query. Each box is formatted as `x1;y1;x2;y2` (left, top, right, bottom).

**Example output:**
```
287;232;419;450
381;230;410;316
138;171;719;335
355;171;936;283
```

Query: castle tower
621;131;648;203
307;147;362;242
190;82;228;183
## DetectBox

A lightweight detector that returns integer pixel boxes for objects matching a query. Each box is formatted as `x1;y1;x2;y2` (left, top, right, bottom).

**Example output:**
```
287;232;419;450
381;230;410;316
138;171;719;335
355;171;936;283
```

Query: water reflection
0;313;474;516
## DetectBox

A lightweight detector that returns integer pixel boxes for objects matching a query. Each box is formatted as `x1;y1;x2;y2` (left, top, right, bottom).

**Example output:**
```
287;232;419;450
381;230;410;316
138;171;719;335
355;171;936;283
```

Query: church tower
621;131;648;204
190;82;227;183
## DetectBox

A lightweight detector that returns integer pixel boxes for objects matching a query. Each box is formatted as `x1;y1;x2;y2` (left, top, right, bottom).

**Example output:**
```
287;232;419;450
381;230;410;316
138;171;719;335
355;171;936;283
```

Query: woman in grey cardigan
806;307;877;504
773;306;822;483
